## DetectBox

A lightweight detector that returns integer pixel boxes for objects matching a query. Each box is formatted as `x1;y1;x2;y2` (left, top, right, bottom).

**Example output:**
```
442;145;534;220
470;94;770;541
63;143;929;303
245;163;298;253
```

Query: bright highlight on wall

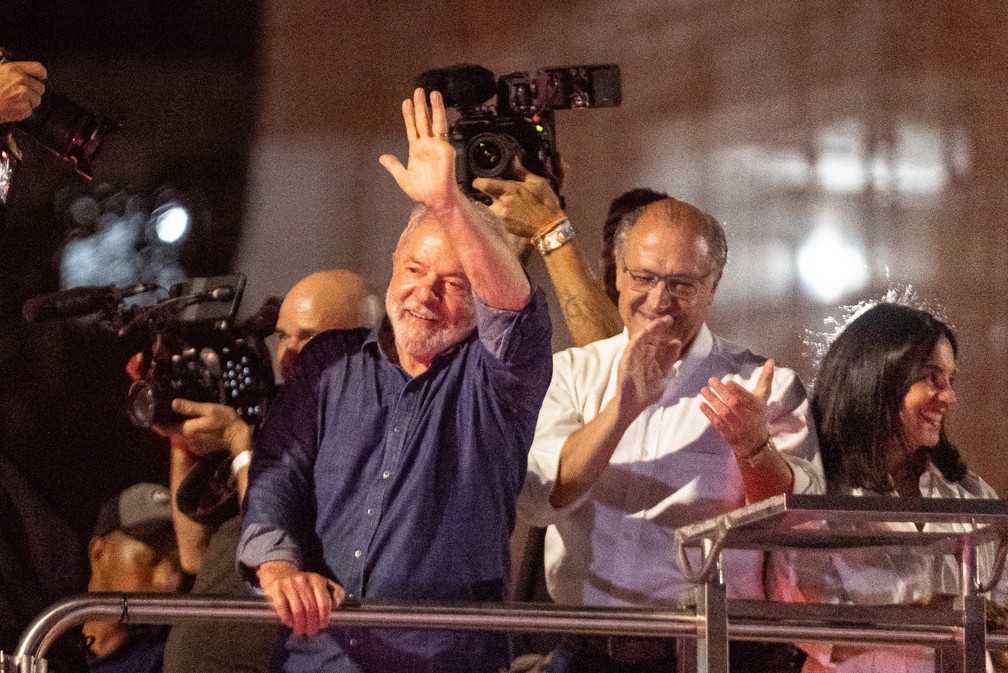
796;226;868;303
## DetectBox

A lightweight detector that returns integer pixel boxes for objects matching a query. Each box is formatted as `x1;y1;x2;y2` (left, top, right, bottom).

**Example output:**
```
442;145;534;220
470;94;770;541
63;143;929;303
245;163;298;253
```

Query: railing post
937;538;986;673
695;538;728;673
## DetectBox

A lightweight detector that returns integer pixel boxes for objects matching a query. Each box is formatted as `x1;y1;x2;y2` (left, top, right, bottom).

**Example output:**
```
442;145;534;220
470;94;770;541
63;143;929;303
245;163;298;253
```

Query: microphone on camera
415;64;497;109
22;283;158;323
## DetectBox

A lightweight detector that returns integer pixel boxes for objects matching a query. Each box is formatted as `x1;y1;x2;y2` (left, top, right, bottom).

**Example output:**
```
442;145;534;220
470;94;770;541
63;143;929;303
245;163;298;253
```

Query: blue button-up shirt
238;290;551;673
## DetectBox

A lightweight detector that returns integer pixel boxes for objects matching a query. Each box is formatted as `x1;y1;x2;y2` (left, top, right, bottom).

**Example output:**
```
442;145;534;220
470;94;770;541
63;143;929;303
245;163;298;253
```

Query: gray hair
395;203;432;252
613;198;728;271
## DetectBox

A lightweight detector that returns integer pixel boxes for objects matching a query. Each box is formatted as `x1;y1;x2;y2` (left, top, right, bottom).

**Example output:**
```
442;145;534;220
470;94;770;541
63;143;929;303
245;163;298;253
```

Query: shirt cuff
474;286;544;361
236;523;303;586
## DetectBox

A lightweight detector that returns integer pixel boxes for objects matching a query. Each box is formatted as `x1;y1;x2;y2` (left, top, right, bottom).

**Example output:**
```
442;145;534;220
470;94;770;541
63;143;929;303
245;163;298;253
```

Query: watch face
538;219;573;255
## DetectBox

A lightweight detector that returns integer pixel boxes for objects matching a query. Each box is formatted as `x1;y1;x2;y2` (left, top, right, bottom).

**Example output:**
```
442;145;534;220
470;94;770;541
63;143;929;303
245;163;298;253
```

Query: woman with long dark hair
772;302;1007;673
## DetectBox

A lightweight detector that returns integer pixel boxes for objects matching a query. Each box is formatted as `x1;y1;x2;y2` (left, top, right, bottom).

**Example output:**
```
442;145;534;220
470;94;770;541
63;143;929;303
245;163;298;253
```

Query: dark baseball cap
93;482;175;549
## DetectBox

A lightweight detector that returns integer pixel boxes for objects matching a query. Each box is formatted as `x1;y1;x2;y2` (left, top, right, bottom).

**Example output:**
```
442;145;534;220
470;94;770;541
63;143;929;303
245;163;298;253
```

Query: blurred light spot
816;121;867;193
58;185;188;291
796;227;868;303
893;123;948;194
69;195;100;227
154;205;191;243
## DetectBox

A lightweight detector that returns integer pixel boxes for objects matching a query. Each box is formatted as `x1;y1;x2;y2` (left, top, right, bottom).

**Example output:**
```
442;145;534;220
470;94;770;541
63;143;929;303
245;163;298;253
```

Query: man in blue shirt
237;88;552;673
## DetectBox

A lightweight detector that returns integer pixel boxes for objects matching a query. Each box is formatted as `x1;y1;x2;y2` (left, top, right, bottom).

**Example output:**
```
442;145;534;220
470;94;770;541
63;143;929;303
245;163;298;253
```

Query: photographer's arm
171;399;254;500
0;61;46;124
168;434;212;575
474;169;622;346
126;353;211;575
379;88;530;310
164;400;253;574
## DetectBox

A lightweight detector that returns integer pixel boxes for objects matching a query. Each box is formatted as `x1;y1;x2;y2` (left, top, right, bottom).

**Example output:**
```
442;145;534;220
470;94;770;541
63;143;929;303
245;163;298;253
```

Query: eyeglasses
621;266;716;300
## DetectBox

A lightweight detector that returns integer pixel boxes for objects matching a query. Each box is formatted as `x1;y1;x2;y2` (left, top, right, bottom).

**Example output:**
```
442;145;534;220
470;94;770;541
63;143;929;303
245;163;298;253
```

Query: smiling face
615;203;721;351
386;216;475;372
899;335;957;452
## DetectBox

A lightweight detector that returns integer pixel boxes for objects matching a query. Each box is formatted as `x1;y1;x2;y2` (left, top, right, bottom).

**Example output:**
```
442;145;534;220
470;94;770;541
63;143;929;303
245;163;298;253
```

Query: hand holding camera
473;158;564;240
417;63;621;205
0;60;46;125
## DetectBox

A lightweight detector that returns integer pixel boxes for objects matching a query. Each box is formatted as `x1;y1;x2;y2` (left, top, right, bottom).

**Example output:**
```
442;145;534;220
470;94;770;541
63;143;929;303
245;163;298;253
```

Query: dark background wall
0;0;261;541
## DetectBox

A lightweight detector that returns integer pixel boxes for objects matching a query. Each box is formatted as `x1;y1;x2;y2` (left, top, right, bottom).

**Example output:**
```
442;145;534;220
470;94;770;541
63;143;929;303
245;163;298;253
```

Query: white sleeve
517;349;593;527
765;366;825;495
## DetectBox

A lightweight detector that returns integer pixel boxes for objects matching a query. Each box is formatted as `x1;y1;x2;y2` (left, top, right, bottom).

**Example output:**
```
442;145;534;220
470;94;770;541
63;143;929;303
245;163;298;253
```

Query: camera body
418;64;621;202
451;112;557;193
125;274;276;429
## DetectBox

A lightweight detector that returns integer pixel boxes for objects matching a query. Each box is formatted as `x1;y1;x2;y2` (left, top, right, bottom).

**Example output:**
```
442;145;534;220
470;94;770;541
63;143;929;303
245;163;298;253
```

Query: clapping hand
700;359;774;458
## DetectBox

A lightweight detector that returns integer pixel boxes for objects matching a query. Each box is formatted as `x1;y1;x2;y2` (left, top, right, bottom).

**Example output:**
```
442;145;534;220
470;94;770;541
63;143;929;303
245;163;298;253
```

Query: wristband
230;450;252;476
737;437;774;468
532;212;569;240
534;218;576;256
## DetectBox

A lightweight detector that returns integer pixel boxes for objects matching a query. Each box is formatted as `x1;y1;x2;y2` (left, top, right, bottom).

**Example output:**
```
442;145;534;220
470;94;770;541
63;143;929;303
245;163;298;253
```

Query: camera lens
22;92;116;179
127;380;156;429
466;133;517;178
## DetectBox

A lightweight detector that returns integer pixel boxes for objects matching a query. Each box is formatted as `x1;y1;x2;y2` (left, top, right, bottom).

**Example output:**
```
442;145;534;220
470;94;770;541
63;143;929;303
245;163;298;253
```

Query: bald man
274;270;380;380
519;198;822;672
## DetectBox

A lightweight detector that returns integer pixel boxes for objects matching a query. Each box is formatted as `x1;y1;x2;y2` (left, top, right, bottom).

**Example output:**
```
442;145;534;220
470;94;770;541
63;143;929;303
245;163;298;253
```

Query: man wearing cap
82;483;182;673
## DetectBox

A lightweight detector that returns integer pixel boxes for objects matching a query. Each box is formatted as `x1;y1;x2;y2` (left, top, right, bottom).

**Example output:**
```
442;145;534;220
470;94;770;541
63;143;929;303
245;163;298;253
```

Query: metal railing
15;496;1008;671
14;594;1008;661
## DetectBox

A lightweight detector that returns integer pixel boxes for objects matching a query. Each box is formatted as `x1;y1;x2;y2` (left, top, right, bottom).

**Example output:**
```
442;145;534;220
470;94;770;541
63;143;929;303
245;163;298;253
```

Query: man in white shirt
518;196;824;672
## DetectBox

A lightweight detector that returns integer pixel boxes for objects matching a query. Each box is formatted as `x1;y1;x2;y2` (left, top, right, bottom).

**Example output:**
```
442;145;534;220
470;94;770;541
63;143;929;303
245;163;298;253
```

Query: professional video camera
22;274;277;429
416;63;621;203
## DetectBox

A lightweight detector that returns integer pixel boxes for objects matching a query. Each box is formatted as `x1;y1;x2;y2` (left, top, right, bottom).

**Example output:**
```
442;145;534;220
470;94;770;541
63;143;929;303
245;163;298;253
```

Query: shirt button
347;593;355;599
349;638;358;647
382;470;390;479
366;508;375;515
354;549;362;558
392;425;400;434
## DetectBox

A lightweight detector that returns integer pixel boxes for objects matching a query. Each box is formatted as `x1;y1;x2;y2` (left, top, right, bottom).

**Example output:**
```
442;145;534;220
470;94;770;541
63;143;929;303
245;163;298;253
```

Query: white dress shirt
519;325;824;607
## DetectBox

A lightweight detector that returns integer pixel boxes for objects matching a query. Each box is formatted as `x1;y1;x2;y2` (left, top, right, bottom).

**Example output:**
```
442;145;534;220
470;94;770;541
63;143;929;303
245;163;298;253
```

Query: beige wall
237;0;1008;493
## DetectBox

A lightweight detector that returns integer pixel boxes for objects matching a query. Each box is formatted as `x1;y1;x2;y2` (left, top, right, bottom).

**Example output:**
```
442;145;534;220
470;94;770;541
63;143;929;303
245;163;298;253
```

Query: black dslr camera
417;64;621;202
22;274;278;429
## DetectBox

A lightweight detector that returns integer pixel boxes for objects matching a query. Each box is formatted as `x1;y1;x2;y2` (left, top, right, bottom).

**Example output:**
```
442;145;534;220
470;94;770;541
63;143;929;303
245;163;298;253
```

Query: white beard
387;296;476;363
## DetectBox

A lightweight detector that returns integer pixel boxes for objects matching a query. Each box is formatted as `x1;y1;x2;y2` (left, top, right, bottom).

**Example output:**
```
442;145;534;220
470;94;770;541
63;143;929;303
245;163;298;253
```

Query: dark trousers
546;637;677;673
